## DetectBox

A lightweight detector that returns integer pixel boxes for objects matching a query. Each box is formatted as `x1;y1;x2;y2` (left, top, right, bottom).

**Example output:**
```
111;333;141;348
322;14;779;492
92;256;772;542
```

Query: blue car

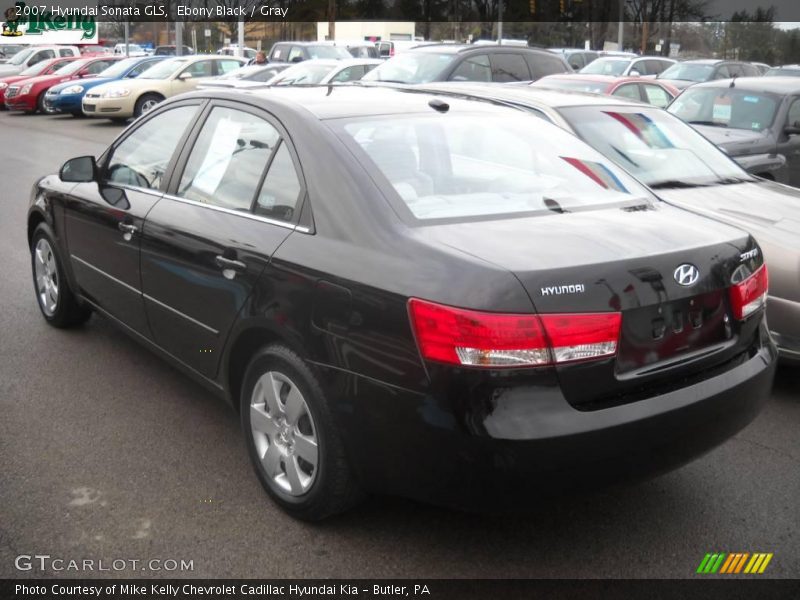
44;56;165;116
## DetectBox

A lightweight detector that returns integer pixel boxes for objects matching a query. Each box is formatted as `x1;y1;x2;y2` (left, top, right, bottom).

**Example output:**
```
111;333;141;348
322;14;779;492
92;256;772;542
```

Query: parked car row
10;41;798;522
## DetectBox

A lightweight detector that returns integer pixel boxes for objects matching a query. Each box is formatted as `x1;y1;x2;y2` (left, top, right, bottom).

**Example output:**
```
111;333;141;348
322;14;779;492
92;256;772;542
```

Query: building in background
317;22;417;42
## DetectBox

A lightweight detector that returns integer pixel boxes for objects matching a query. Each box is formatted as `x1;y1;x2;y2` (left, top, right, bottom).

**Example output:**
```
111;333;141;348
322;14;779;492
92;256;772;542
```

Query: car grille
85;93;100;99
83;104;96;112
6;86;19;99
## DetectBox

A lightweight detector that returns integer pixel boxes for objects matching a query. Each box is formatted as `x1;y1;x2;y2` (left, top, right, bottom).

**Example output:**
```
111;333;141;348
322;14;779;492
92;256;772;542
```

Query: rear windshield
307;46;352;60
533;77;608;93
335;113;651;222
658;63;713;82
580;59;629;76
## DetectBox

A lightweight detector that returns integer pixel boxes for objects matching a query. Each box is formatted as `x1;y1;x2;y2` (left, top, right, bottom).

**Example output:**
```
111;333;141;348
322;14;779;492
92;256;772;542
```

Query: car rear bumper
320;324;777;508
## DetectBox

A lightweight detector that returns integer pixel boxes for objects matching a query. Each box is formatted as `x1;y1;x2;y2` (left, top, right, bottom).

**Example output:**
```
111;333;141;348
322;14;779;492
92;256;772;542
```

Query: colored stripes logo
697;552;773;574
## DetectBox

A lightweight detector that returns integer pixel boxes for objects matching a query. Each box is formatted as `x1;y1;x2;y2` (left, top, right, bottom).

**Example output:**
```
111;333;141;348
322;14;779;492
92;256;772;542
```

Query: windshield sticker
712;100;731;122
561;157;629;192
743;96;760;103
751;122;760;129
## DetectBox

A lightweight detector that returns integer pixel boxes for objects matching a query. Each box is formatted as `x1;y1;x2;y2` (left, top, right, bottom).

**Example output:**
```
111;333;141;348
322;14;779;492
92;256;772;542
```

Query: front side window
338;113;651;222
59;49;74;57
177;107;280;211
181;60;213;78
330;65;365;83
30;50;56;65
612;84;642;101
643;84;672;108
787;98;800;127
580;58;629;76
218;60;243;74
562;105;750;188
106;105;198;189
362;52;457;84
86;60;114;74
449;54;490;82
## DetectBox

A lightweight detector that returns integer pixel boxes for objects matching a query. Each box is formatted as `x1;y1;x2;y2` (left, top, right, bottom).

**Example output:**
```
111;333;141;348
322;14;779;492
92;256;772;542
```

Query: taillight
730;263;768;320
408;298;620;368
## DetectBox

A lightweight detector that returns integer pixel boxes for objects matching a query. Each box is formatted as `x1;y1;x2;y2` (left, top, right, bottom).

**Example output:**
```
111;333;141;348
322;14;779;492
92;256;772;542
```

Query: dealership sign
2;2;97;44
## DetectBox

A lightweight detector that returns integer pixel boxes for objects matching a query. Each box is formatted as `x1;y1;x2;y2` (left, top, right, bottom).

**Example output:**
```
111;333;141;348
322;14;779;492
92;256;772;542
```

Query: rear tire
240;344;362;521
36;92;47;114
30;223;91;328
133;94;162;119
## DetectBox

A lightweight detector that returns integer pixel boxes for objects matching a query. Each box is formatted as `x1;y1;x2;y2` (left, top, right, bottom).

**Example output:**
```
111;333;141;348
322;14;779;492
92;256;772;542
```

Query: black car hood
692;125;772;155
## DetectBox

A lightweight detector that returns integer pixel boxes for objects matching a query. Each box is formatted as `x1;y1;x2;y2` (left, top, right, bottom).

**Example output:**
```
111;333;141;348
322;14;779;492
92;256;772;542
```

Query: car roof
410;81;651;109
409;43;551;55
197;85;524;120
687;76;800;93
540;73;662;85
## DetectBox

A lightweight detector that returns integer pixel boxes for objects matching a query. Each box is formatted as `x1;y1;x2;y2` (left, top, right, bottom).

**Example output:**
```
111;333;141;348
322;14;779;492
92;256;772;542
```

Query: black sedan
27;87;776;520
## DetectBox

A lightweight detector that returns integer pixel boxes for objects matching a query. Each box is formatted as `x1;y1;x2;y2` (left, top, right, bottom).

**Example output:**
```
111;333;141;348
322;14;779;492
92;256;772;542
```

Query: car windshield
362;52;457;84
580;59;630;76
19;61;53;76
533;78;608;93
336;113;652;222
138;58;186;79
97;58;141;78
765;67;800;77
659;63;713;82
561;105;750;188
667;88;779;132
53;59;91;76
306;45;352;59
8;48;35;66
268;63;333;85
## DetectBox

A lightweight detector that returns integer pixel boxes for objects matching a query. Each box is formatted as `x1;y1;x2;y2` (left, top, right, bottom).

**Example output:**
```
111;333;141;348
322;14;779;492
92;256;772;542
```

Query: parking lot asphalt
0;109;798;579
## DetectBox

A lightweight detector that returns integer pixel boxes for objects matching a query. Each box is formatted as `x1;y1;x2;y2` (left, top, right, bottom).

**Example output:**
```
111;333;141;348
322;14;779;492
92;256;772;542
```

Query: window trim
165;98;311;231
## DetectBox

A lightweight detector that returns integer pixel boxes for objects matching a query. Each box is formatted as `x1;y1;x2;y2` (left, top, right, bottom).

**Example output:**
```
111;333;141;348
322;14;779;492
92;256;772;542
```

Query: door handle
215;255;246;272
118;222;137;234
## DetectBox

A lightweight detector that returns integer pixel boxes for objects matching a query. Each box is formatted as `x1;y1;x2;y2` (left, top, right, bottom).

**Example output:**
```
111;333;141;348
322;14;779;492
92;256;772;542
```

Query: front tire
30;223;91;328
133;94;162;119
240;344;361;521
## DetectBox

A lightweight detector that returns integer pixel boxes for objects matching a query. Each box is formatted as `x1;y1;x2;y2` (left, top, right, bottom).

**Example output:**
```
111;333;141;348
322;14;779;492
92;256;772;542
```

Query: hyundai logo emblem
674;264;700;286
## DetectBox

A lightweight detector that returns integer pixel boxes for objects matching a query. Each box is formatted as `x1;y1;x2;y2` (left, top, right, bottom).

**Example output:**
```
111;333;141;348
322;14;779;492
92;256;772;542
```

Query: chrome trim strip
142;293;219;336
160;193;308;233
70;255;141;295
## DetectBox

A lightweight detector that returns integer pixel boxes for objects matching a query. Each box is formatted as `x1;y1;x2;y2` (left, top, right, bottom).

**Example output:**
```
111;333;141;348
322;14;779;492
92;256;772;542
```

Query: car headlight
0;82;7;90
101;88;131;98
62;85;84;95
20;84;32;95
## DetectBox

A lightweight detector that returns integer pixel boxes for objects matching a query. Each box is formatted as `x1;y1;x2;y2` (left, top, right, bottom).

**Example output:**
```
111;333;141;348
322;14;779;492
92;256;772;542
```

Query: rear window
362;52;457;84
336;113;651;222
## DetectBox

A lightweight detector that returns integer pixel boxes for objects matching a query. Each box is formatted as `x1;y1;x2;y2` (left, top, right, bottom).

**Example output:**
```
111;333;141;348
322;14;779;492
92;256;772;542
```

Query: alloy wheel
33;238;59;316
250;371;319;496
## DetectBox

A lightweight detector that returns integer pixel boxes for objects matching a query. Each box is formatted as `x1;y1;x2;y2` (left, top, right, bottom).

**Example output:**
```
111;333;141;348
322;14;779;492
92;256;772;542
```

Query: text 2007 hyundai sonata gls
27;87;776;520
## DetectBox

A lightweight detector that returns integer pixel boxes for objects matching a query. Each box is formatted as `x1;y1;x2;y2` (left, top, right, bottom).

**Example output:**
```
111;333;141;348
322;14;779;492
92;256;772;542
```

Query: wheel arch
27;209;48;247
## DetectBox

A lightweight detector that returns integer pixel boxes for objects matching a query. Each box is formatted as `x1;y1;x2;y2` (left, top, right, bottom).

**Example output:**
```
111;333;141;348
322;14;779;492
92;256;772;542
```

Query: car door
63;102;202;337
139;101;305;378
777;96;800;187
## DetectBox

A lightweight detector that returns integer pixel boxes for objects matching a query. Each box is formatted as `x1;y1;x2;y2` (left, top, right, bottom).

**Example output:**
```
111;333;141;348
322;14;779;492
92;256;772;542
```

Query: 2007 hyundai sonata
27;87;776;520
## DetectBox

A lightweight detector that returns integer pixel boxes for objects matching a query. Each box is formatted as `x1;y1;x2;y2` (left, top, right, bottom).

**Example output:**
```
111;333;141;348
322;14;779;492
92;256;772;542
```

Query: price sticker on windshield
712;97;732;123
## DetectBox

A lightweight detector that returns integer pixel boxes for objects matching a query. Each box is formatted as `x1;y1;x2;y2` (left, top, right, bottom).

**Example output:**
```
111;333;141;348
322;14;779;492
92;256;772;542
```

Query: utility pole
618;0;624;50
498;0;503;43
238;21;245;57
175;22;183;56
124;21;129;57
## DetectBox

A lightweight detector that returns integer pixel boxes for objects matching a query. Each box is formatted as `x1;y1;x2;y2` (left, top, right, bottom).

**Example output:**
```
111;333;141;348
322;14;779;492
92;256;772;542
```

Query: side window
182;60;213;78
256;142;303;222
177;107;280;211
612;83;642;101
743;64;759;76
331;65;365;83
86;60;112;74
530;54;570;79
643;84;672;108
449;54;490;82
59;48;73;57
218;60;242;75
655;60;672;75
630;60;648;75
567;53;584;70
490;53;531;82
106;105;198;190
714;65;731;79
378;43;391;57
126;61;152;78
30;50;55;65
787;98;800;127
287;46;304;63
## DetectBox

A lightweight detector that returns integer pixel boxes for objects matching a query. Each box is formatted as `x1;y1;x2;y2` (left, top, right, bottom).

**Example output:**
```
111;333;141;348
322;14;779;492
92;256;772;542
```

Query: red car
0;57;81;108
4;55;121;114
532;74;680;108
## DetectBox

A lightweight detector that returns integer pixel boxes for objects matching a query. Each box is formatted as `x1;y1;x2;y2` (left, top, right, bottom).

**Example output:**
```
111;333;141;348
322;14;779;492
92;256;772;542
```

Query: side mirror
785;126;800;136
291;56;304;63
60;156;97;183
629;69;641;77
78;70;90;78
177;72;193;80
